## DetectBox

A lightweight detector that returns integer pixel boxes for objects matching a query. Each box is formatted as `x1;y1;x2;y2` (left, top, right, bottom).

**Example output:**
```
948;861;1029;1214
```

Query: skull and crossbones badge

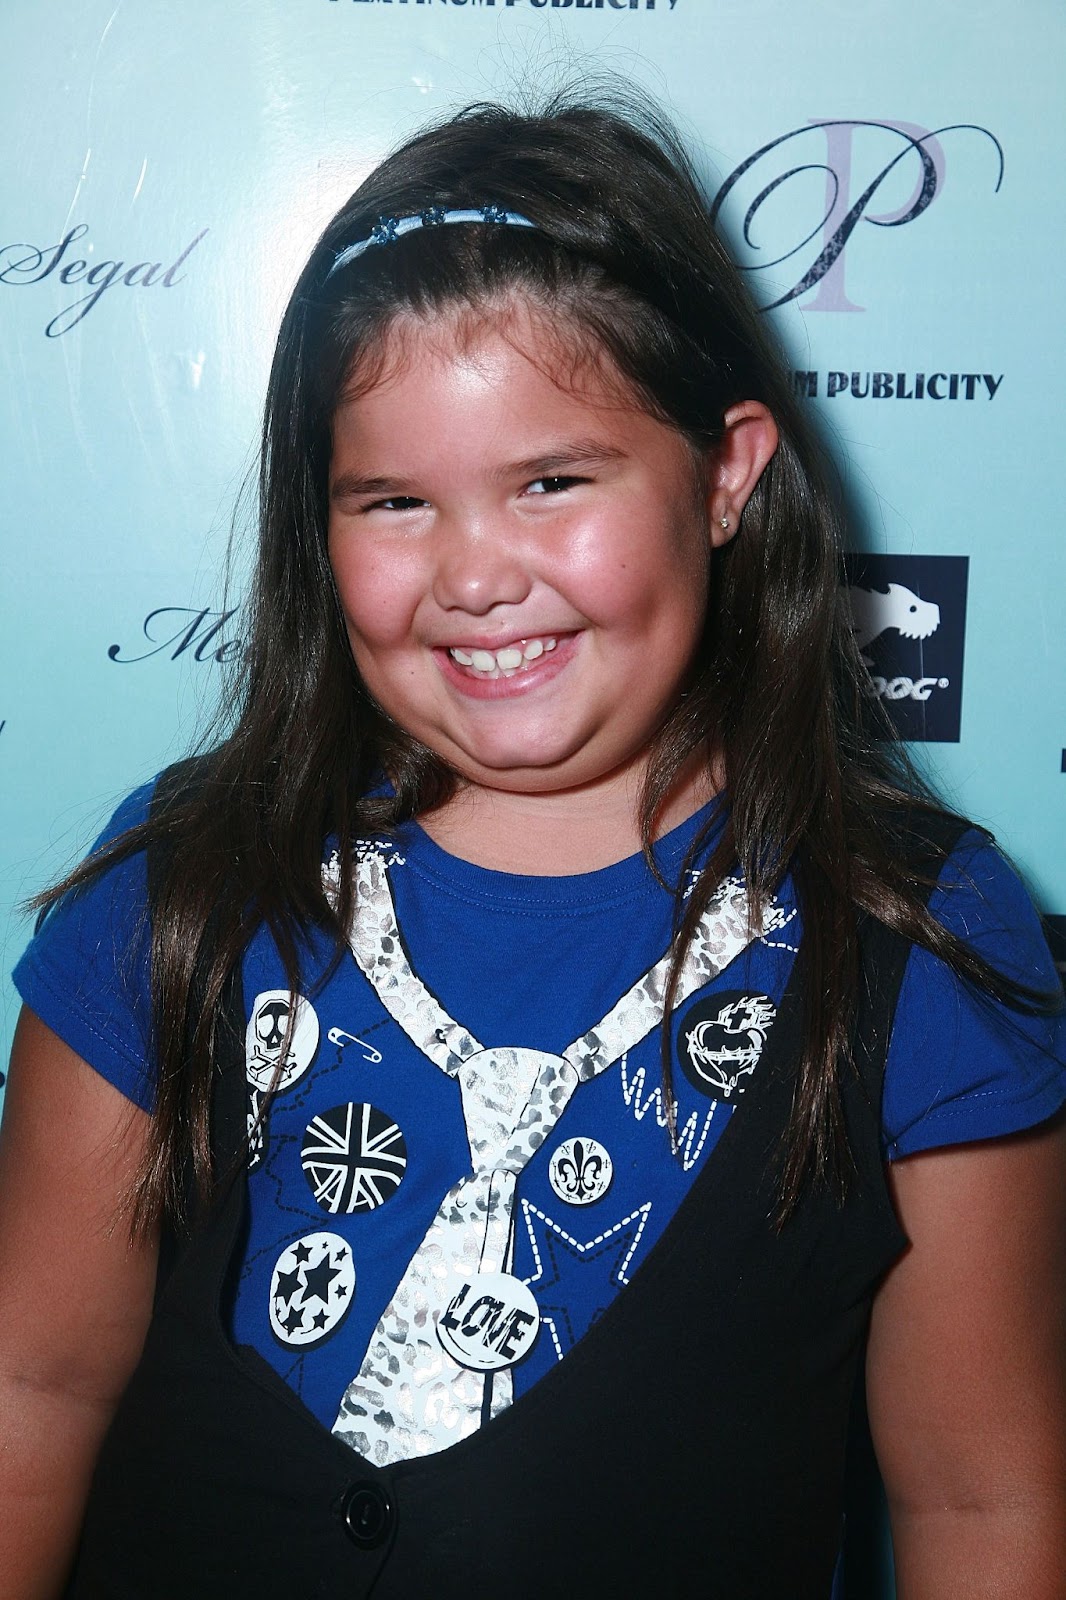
244;990;321;1168
245;989;320;1094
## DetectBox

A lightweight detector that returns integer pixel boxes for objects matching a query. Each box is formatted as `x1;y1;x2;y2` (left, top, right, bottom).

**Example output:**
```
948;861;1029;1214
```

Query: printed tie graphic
327;847;773;1463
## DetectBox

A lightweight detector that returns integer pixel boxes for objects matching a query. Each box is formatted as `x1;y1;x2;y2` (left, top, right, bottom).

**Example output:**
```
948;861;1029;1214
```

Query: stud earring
719;515;730;532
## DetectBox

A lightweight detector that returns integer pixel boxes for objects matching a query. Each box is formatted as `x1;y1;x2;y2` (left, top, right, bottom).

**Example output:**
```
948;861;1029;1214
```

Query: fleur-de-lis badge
549;1136;614;1206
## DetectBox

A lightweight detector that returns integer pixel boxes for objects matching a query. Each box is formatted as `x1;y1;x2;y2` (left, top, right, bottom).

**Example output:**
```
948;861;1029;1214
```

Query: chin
452;740;644;798
433;732;578;779
457;761;579;793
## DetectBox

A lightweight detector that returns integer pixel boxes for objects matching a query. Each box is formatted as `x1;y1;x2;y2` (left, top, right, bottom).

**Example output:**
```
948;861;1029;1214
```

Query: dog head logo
841;555;968;742
846;582;940;655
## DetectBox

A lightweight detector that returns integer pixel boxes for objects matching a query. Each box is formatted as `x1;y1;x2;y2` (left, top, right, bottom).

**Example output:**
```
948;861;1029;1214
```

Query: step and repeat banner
2;3;1063;1065
1;3;1062;1591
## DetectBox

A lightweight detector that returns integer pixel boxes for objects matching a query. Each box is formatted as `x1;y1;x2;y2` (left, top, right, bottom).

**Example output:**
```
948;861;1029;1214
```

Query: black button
341;1480;394;1549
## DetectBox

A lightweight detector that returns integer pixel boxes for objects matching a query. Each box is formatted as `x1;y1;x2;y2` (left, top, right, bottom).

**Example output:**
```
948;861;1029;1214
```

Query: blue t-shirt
13;784;1066;1465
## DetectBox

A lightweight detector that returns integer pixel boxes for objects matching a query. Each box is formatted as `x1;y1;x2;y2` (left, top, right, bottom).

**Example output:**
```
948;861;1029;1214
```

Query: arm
0;1008;159;1600
867;1113;1066;1599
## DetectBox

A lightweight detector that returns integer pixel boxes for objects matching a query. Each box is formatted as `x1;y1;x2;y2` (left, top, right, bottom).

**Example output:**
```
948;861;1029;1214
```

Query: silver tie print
328;847;769;1463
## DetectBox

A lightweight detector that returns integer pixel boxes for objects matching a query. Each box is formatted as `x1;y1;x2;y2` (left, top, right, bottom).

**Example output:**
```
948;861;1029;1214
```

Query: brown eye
369;496;426;512
526;476;584;496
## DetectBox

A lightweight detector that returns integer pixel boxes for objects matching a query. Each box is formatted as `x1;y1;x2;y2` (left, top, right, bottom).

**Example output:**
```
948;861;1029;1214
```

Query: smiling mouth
447;636;559;679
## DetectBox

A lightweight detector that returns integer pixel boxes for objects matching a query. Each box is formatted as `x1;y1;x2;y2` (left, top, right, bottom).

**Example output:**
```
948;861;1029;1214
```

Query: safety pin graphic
327;1026;383;1064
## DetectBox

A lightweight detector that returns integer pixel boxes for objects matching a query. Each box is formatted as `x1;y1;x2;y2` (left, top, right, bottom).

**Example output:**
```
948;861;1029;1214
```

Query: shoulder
882;827;1066;1158
91;778;158;847
927;828;1052;971
11;774;166;1112
29;773;160;930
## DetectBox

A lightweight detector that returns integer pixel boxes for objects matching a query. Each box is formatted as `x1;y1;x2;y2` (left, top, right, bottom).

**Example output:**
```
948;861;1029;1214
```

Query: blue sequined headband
325;205;537;279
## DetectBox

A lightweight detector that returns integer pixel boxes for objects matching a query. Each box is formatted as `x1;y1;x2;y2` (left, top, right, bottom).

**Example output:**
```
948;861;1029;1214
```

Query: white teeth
448;636;562;676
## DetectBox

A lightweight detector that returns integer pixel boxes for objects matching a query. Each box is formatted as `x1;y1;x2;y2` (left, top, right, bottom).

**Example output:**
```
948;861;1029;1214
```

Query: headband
325;205;537;279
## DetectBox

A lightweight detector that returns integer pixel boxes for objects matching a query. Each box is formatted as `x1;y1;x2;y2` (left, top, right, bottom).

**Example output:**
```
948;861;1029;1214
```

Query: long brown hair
37;92;1057;1233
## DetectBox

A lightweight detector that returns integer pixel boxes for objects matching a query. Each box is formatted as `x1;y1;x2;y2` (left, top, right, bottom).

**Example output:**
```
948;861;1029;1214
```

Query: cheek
329;537;421;651
590;512;710;643
568;495;695;594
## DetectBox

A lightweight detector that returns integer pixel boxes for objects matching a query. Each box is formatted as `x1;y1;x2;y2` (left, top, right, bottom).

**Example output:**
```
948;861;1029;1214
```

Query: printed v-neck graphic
327;845;772;1463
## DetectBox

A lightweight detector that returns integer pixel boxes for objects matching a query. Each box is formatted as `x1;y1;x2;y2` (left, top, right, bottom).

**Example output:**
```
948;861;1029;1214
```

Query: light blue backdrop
4;0;1063;1071
2;2;1063;1591
5;0;1063;1065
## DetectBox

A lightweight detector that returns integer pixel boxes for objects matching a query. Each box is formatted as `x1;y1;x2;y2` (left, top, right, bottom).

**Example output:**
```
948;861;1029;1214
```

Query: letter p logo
712;120;1003;313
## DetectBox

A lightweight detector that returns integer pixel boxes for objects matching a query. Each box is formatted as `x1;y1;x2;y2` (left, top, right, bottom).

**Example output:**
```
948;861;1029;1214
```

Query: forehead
338;296;643;418
330;299;694;479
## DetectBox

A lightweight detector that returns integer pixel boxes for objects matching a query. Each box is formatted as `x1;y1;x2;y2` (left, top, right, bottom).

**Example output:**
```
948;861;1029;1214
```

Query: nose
431;512;532;616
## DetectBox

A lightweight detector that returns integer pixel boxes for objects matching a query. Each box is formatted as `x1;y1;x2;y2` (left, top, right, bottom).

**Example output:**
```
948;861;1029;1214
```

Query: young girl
2;98;1064;1600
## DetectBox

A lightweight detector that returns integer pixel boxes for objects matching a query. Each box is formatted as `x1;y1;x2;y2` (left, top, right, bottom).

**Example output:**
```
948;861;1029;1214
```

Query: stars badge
268;1231;355;1350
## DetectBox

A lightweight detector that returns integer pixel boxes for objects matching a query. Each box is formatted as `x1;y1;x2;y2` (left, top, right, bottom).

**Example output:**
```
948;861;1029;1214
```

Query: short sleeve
882;831;1066;1159
12;783;157;1111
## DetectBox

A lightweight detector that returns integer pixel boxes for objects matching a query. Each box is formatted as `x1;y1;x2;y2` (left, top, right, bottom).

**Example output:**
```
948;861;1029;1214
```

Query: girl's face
327;305;721;803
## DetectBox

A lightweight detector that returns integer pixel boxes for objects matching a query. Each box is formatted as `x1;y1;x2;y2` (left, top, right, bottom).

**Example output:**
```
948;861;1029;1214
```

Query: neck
417;760;716;875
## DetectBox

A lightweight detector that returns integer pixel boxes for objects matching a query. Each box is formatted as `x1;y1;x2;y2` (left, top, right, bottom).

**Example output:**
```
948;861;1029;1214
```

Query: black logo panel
843;554;968;742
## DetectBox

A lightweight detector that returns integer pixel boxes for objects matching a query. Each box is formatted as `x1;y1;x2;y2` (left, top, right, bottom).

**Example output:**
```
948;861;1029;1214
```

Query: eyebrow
330;440;627;500
497;441;628;480
330;473;412;499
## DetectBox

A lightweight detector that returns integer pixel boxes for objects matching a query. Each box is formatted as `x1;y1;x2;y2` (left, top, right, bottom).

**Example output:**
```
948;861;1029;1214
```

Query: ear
705;401;779;548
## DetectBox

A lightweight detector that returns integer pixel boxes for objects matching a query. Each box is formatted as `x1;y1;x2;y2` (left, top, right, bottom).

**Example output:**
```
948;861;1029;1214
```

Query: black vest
67;824;962;1599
